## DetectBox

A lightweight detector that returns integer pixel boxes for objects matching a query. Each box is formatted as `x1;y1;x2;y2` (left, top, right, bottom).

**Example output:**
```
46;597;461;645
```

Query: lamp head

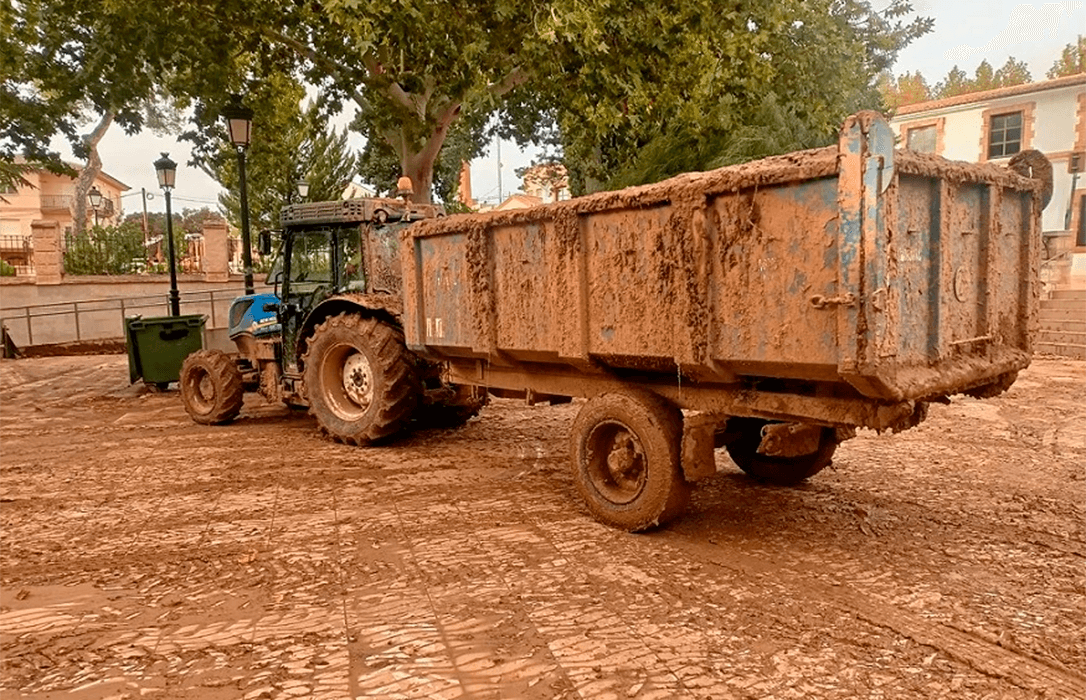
222;96;254;149
154;152;177;190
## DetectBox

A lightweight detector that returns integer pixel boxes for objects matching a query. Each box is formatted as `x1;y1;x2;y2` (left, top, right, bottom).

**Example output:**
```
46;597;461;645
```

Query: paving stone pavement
1;355;1084;699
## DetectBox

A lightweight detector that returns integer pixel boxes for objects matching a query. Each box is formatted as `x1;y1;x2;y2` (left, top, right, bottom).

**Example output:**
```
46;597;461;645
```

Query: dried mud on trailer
402;112;1048;530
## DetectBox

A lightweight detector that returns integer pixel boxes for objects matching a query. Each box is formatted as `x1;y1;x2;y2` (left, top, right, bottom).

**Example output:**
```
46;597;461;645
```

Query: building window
906;125;937;153
987;111;1022;159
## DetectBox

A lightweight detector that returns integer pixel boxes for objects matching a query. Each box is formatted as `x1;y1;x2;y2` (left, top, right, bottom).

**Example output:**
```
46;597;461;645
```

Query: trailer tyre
303;313;419;445
725;418;837;485
571;392;689;531
179;349;245;425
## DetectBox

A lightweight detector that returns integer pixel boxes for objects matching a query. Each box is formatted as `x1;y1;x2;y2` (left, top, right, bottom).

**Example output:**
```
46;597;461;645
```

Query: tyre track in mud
658;531;1086;698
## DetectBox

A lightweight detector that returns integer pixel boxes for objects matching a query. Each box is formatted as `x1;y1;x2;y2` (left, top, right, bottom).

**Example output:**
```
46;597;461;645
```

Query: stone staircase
1035;288;1086;359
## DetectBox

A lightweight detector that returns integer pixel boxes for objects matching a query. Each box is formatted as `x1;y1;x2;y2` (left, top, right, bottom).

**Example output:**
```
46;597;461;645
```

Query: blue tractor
177;195;485;442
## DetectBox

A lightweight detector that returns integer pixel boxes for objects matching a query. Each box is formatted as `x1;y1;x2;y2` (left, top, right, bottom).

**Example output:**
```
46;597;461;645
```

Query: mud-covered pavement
1;354;1083;699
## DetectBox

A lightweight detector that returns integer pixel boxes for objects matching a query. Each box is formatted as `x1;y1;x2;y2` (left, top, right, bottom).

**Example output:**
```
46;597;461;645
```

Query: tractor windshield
288;232;334;289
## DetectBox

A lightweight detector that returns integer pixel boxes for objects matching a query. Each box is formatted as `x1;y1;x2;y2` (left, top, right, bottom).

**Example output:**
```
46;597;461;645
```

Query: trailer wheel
571;392;689;531
179;349;244;425
303;313;419;445
725;418;837;485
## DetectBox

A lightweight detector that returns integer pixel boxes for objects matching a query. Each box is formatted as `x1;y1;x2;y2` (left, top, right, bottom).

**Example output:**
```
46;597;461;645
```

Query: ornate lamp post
153;152;181;317
223;97;255;295
296;179;309;201
88;186;103;227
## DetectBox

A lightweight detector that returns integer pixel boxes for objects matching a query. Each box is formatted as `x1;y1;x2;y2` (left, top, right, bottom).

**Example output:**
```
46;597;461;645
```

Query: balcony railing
0;234;32;252
40;194;74;213
36;194;119;220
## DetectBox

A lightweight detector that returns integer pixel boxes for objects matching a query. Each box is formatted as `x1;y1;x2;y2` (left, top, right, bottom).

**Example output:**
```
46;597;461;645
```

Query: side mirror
258;230;273;256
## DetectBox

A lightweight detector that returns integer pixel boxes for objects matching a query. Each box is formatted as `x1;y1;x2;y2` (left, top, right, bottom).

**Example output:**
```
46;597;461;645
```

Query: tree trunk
72;111;115;236
401;152;436;205
387;103;460;205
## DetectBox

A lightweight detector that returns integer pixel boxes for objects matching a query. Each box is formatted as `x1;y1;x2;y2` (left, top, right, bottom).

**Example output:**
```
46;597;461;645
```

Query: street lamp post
223;97;255;295
88;186;102;228
153;153;181;317
296;179;309;201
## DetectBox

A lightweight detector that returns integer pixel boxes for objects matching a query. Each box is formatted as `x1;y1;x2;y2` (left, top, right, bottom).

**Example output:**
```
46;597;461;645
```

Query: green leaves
1047;37;1086;79
882;55;1037;108
5;0;934;207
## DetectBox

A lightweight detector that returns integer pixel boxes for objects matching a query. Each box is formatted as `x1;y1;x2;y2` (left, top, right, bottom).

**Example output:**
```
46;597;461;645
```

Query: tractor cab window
365;222;405;294
282;230;333;293
340;226;365;290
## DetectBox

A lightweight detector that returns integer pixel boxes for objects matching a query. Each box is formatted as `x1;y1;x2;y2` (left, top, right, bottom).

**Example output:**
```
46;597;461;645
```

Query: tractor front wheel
179;349;245;425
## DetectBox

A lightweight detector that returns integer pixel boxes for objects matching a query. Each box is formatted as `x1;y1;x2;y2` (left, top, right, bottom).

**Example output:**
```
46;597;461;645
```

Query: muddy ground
0;354;1083;699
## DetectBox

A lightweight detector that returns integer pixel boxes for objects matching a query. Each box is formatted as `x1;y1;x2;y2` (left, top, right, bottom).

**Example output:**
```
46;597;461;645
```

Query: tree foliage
183;76;362;232
63;221;148;275
880;56;1035;108
879;71;933;111
5;0;933;205
1047;37;1086;78
2;1;197;230
545;0;932;191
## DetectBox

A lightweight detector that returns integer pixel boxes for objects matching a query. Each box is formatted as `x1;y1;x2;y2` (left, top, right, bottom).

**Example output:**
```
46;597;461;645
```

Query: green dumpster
125;314;206;387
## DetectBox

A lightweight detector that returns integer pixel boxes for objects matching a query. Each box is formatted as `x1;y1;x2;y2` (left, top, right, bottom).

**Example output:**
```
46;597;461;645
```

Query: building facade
1;164;130;275
1;163;130;237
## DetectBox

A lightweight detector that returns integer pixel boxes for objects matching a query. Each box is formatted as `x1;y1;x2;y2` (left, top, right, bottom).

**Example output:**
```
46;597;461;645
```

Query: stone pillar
202;217;230;283
31;220;63;285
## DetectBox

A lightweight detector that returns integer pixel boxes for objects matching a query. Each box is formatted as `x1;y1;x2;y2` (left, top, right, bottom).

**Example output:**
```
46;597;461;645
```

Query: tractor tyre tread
302;313;419;445
179;349;245;425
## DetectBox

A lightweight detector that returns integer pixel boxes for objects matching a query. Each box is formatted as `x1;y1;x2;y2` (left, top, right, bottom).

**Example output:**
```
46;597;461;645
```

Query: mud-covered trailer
401;112;1045;530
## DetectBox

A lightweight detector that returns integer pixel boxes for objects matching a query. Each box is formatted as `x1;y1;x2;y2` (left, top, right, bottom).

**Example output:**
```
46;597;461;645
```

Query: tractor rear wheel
303;313;420;445
179;349;245;425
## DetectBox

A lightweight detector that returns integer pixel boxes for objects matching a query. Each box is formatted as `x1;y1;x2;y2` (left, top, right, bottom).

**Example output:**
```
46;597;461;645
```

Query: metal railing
0;287;251;347
40;194;73;212
0;234;34;276
0;234;32;252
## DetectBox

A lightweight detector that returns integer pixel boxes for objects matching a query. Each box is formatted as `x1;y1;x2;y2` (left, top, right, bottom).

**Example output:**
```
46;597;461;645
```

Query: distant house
521;163;570;204
492;193;543;211
0;162;130;274
888;74;1085;245
1;162;129;236
341;181;377;200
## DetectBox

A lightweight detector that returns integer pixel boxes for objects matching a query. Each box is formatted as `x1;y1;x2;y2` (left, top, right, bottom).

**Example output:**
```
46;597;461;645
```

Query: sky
67;0;1085;217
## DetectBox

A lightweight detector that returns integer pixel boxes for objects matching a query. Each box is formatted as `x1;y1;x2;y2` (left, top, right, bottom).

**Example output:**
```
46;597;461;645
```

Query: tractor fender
296;293;404;366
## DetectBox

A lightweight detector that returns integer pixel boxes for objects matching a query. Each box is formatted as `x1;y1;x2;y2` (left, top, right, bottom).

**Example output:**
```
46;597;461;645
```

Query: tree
971;60;998;92
5;0;932;205
184;75;362;232
2;1;191;233
934;66;971;98
994;57;1031;87
544;0;932;191
879;71;932;109
1047;37;1086;78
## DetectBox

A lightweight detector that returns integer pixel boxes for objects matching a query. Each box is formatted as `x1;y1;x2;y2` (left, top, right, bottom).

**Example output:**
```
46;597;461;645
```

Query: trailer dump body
402;113;1041;434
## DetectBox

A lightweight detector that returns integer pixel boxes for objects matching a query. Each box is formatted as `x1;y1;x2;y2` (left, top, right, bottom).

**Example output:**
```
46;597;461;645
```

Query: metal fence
0;234;34;276
0;287;245;348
